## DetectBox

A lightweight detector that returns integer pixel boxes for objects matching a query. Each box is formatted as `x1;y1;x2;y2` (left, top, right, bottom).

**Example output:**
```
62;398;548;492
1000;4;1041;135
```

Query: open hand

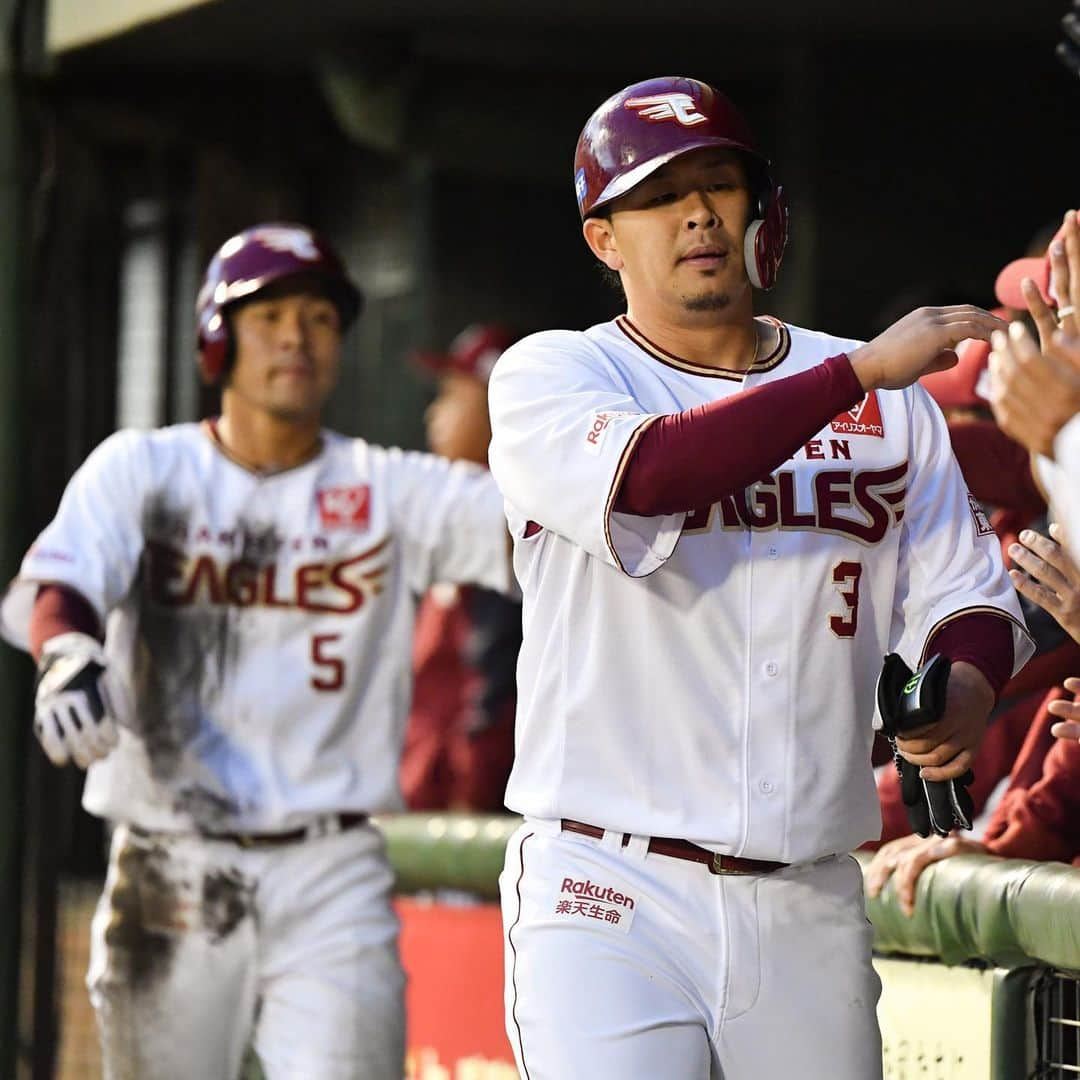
849;306;1006;392
866;832;986;916
1008;524;1080;643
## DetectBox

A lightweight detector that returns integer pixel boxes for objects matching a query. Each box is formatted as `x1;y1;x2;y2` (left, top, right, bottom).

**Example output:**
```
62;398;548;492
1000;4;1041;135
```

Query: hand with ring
988;210;1080;457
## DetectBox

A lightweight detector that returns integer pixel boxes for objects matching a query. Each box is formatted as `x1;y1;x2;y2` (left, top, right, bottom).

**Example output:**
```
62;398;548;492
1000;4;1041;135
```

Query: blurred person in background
869;210;1080;910
870;238;1080;846
401;324;523;812
0;225;513;1080
989;210;1080;564
988;209;1080;740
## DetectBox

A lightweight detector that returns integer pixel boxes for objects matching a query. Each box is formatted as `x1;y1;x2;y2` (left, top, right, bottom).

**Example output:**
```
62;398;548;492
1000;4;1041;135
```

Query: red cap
411;324;517;385
919;334;996;410
994;217;1071;310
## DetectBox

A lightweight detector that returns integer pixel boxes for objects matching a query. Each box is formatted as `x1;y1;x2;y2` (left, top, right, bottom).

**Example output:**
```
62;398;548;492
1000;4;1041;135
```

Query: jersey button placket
746;534;791;855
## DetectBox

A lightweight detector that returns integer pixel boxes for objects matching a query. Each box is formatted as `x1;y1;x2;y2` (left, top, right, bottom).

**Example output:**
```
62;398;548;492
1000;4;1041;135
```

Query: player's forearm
614;354;863;516
925;613;1014;702
29;585;102;661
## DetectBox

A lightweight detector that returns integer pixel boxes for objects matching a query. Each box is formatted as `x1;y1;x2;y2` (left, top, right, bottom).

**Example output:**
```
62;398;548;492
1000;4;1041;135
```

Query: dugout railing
379;814;1080;1080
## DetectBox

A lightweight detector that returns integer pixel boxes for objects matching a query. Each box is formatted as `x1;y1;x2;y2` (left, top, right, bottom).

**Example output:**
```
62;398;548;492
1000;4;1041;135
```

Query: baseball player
1;224;512;1079
487;76;1033;1079
401;324;522;811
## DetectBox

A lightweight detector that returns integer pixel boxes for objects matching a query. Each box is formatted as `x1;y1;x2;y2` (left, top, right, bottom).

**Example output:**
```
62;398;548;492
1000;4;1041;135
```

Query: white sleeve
487;332;684;577
1047;415;1080;555
0;430;148;651
890;386;1034;672
386;449;513;595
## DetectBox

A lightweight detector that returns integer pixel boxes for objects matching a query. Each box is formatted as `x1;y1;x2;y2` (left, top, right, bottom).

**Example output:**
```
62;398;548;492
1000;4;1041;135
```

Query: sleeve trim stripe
603;415;664;576
918;605;1034;668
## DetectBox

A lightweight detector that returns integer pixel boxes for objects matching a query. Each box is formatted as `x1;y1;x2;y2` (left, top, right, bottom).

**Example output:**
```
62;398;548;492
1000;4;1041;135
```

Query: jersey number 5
311;633;345;691
829;561;862;638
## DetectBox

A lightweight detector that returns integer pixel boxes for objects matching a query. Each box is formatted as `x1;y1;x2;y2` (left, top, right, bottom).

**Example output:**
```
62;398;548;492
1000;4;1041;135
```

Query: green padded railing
854;849;1080;971
377;814;1080;971
377;813;522;901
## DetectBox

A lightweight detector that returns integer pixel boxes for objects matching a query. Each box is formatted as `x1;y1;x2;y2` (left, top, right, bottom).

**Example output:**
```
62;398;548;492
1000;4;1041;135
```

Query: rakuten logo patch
553;877;637;933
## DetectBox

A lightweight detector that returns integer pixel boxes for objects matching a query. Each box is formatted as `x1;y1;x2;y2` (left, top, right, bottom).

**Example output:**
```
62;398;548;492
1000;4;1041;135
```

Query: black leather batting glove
34;632;120;769
876;653;975;838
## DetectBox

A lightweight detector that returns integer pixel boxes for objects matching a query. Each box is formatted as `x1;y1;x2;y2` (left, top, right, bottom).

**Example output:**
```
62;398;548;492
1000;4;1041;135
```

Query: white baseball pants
87;821;405;1080
500;818;882;1080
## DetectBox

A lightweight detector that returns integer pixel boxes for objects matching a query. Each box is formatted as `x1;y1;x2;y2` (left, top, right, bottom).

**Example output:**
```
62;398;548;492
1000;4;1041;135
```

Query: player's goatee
683;291;731;312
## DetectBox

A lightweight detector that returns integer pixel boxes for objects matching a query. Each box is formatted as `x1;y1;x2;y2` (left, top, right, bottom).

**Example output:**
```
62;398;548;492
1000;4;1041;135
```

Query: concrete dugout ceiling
47;0;219;54
49;0;1070;68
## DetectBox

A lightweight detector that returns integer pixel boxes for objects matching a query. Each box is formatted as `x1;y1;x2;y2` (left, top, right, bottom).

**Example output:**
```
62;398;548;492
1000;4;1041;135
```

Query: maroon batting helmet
574;76;789;290
196;223;363;383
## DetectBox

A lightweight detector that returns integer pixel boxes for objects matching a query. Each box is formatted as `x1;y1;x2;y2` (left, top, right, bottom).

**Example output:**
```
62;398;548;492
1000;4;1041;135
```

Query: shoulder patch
831;391;884;438
968;493;996;537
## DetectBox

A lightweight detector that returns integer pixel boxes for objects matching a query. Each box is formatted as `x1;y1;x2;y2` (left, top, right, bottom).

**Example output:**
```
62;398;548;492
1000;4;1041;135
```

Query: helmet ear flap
743;184;789;292
198;310;231;384
743;219;767;290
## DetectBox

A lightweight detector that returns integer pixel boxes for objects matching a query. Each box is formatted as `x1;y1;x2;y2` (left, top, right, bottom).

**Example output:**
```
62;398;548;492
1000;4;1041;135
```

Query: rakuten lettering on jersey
584;410;637;456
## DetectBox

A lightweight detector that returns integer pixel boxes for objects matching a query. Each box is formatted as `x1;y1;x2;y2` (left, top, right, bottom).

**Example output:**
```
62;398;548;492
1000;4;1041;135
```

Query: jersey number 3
829;561;862;638
311;633;345;691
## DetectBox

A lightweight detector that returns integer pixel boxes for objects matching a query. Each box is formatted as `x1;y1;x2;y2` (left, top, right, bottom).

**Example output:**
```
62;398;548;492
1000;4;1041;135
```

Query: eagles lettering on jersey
142;534;389;613
683;461;907;542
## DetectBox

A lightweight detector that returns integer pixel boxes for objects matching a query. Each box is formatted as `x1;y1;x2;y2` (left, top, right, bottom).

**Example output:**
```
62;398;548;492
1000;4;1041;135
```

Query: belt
560;819;788;876
132;812;370;849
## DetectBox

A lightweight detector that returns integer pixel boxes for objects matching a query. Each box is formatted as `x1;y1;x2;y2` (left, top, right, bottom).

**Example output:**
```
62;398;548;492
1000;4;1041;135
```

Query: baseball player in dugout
401;324;523;811
488;76;1034;1079
0;224;514;1079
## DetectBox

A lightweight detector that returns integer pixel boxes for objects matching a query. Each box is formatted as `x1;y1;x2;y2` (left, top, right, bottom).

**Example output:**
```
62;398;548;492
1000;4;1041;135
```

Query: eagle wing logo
624;93;707;127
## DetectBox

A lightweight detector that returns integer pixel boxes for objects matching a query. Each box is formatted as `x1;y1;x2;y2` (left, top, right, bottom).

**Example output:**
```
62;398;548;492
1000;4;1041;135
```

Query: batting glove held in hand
877;653;975;838
34;632;120;769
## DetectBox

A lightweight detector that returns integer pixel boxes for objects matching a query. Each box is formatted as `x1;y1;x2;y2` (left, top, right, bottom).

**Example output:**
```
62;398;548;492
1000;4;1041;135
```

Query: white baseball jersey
1;423;511;833
489;316;1034;865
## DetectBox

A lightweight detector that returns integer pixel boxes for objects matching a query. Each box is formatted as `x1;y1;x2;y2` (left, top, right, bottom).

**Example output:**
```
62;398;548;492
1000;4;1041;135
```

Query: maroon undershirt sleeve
29;585;102;662
926;612;1015;703
614;354;864;516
